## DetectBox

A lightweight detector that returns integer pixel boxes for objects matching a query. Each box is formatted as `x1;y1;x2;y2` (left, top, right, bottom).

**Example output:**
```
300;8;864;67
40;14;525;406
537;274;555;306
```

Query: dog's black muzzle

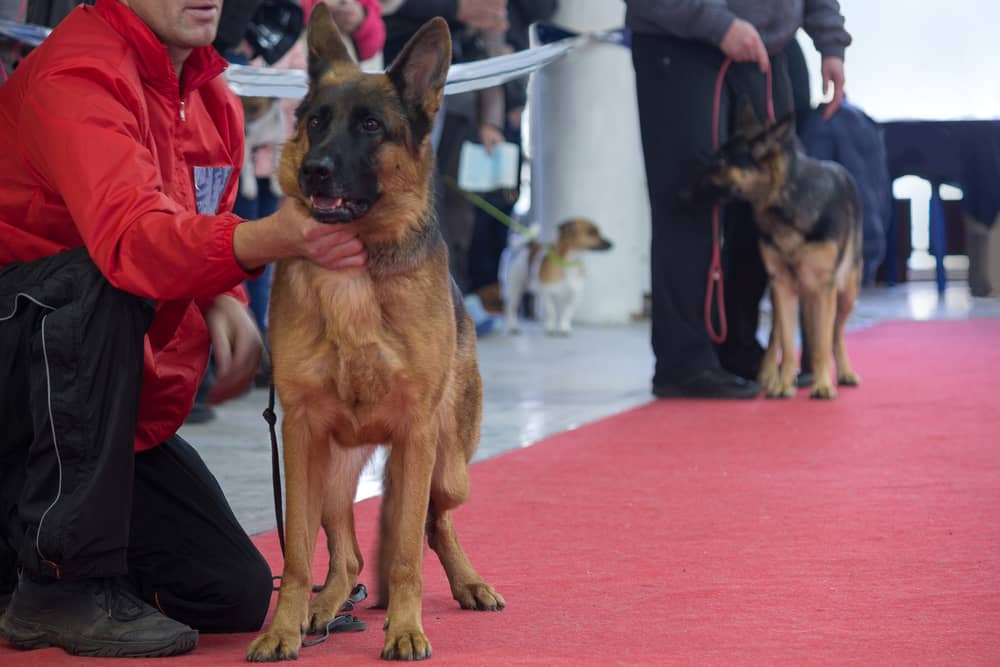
300;156;377;223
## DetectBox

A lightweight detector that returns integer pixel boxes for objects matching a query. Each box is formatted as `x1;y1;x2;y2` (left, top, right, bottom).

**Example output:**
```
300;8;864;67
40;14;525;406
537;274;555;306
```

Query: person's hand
479;123;505;155
457;0;508;32
233;198;368;272
820;56;846;120
205;295;263;404
273;198;367;271
326;0;366;34
720;18;769;73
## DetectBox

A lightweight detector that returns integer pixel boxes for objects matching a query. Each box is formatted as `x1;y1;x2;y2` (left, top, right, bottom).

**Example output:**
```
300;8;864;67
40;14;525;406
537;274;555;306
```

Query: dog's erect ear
735;96;763;137
768;112;796;144
751;113;796;161
386;18;451;140
306;2;355;81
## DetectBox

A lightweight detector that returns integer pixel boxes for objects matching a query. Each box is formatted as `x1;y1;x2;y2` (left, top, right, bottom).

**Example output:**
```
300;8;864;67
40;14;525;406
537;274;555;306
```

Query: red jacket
0;0;253;451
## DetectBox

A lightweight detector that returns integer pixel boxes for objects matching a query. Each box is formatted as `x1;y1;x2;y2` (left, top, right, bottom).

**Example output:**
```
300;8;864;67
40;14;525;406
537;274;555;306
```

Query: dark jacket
800;101;891;284
504;0;558;109
507;0;558;52
623;0;851;59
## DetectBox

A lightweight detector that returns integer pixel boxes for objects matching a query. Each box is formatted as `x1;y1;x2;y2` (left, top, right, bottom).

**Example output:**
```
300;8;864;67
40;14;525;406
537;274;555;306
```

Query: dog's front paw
454;582;506;611
247;628;301;662
837;369;861;387
763;376;796;399
810;381;838;400
758;364;779;392
381;625;431;661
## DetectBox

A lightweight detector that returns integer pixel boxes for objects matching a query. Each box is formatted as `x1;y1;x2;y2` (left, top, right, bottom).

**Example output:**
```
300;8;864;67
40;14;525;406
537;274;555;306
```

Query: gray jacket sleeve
802;0;852;59
626;0;736;46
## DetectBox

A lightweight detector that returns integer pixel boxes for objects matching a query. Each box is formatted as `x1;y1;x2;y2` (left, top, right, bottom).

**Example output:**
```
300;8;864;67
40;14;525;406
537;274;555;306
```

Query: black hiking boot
0;544;16;616
0;574;197;658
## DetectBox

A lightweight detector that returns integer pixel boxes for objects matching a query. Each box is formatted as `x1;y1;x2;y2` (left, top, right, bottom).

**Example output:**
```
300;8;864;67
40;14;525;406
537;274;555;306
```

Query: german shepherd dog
694;99;863;399
247;7;504;662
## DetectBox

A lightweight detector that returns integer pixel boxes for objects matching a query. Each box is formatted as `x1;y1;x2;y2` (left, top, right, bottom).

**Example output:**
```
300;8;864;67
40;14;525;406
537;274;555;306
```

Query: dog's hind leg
426;408;505;612
247;412;330;662
834;263;861;387
308;444;375;634
758;289;781;390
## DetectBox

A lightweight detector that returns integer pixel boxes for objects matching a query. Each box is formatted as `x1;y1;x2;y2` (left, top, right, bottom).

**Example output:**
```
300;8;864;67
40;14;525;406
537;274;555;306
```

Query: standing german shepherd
694;99;863;399
246;7;504;662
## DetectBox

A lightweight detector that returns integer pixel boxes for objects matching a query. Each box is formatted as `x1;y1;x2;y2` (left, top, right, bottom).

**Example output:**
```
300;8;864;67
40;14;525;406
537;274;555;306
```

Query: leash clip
300;584;369;648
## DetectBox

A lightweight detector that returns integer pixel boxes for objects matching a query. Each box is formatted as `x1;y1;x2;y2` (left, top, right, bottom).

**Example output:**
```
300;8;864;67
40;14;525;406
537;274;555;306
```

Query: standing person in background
624;0;851;399
384;0;509;296
465;0;558;313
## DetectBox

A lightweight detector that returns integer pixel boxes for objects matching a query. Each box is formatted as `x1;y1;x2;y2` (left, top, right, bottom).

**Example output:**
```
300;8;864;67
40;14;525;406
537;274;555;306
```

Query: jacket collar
94;0;228;95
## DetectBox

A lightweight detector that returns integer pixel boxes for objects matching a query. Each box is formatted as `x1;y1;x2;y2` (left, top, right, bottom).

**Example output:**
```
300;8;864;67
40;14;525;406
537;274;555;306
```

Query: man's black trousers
0;248;271;632
631;33;794;384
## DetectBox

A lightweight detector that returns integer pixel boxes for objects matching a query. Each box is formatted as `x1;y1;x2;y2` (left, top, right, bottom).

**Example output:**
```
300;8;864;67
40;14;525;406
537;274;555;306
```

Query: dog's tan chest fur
269;260;416;446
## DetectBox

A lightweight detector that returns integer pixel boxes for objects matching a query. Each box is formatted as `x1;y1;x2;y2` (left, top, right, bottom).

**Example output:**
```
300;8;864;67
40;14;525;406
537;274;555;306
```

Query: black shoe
717;344;765;382
796;370;813;388
0;575;197;658
653;368;761;400
0;544;15;616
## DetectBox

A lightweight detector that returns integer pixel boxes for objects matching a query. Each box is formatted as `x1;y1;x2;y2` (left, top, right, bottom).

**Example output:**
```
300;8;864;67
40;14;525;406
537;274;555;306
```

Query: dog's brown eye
307;116;320;130
362;117;382;133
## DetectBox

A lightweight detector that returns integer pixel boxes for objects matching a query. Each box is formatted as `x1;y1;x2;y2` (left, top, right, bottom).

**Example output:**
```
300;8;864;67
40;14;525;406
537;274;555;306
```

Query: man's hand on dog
206;295;264;404
720;19;770;73
233;198;367;272
821;56;846;120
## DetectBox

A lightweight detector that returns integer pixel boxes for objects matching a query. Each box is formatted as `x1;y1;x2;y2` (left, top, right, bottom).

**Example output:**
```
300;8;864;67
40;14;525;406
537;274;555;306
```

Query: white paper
457;141;520;193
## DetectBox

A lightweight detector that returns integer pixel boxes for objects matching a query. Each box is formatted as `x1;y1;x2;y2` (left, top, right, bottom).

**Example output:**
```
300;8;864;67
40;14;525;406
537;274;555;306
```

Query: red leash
704;57;775;343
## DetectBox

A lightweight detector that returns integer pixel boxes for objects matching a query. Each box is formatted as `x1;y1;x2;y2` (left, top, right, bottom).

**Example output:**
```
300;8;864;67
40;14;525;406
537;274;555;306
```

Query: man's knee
210;550;273;634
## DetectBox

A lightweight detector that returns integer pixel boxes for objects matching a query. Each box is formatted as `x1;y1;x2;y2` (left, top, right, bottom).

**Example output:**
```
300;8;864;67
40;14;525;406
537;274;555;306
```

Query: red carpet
3;320;999;666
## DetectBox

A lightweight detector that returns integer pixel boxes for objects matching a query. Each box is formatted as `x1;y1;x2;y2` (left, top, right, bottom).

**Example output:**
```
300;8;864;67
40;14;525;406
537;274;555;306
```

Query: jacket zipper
179;100;186;122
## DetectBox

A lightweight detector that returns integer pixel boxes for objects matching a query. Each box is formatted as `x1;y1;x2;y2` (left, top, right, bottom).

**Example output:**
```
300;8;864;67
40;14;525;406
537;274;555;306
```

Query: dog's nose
301;156;335;187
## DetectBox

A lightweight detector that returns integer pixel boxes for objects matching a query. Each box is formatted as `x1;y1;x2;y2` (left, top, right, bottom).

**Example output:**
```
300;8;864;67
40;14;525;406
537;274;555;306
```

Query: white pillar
529;2;650;325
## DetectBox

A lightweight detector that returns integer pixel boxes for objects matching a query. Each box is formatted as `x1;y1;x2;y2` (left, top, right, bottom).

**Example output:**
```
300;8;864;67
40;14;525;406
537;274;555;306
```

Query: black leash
262;383;369;647
301;584;368;647
263;383;286;557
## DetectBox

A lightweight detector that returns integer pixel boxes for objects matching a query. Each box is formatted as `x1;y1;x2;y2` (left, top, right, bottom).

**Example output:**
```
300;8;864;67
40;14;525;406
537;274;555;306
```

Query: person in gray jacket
625;1;851;399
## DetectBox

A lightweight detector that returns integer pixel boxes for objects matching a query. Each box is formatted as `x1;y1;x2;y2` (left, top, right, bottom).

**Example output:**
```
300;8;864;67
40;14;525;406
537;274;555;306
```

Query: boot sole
0;615;198;658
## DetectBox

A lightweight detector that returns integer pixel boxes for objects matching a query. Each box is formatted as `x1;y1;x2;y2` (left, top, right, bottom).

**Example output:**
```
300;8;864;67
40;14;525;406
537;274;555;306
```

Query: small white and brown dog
501;217;613;335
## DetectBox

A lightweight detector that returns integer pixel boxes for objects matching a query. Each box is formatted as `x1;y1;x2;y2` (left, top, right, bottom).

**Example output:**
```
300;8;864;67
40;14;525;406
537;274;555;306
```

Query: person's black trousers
0;248;271;632
631;33;794;385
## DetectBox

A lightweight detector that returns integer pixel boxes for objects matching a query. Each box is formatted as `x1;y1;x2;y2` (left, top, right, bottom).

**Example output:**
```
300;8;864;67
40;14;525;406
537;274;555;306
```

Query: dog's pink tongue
312;196;344;209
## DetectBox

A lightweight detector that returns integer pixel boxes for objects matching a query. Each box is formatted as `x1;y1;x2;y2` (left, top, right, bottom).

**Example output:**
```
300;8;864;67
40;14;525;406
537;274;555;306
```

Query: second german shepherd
694;99;863;399
246;6;504;662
